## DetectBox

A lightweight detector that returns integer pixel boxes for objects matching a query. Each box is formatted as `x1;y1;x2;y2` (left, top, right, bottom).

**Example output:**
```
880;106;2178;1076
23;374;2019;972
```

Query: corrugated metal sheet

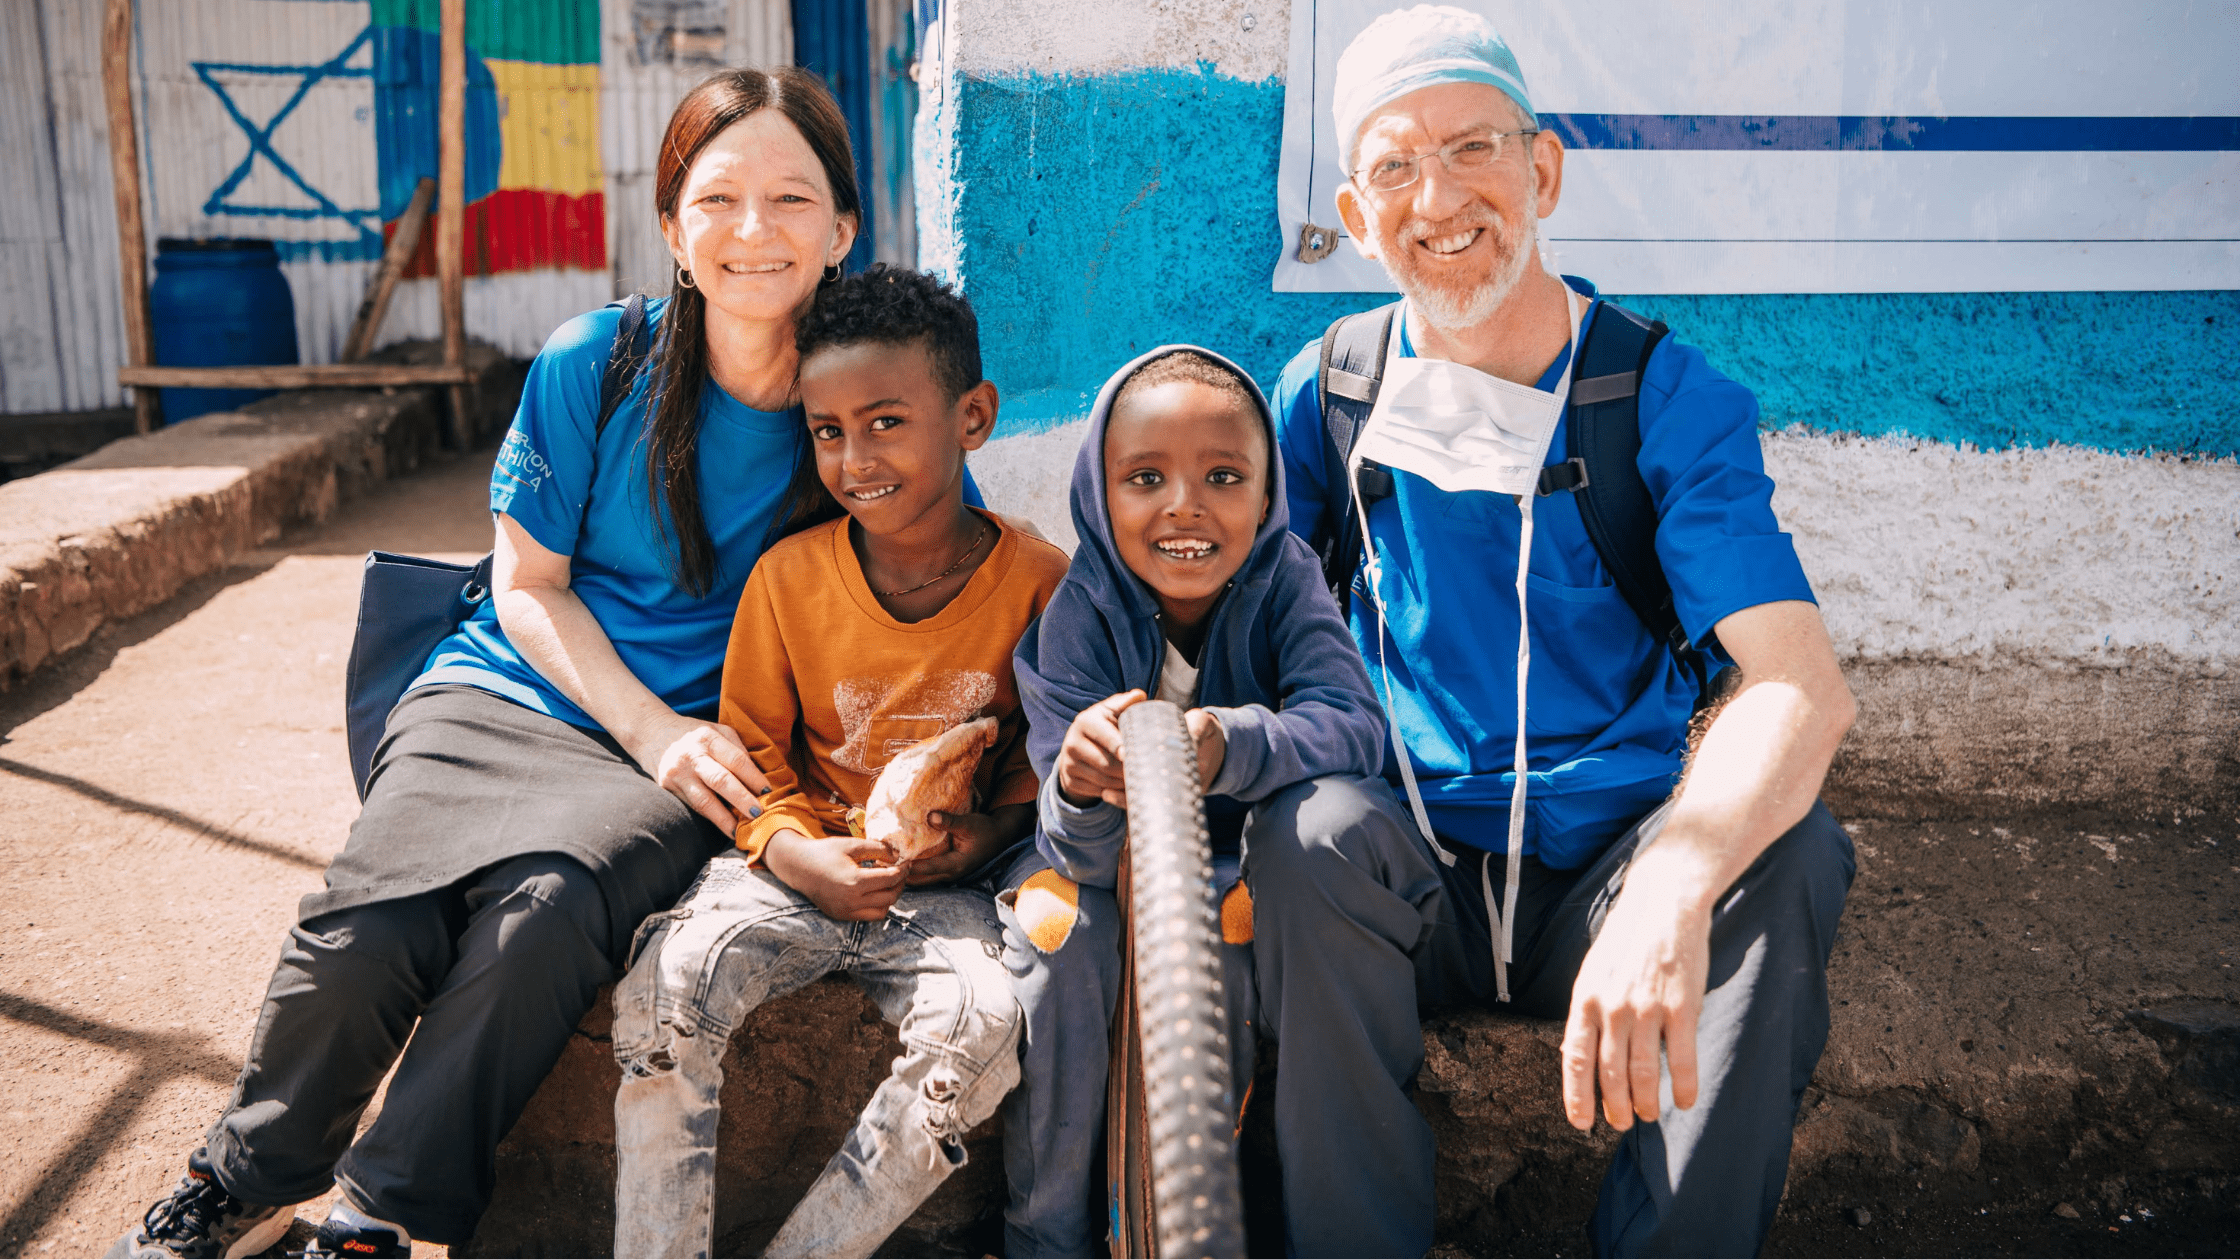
132;0;381;364
3;0;826;413
0;0;74;414
601;0;793;298
2;0;131;412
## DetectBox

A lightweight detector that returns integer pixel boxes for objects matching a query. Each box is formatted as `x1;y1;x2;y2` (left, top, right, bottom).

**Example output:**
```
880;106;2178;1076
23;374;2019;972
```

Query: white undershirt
1153;639;1200;708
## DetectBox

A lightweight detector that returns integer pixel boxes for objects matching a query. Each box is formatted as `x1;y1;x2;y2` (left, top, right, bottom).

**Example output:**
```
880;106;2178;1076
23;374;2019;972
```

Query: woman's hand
1184;708;1227;792
764;829;905;921
493;513;769;834
626;712;771;835
1055;690;1145;809
906;803;1035;886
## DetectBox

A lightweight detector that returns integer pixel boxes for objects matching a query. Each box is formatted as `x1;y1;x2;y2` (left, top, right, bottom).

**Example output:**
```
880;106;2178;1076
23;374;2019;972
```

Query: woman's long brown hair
646;67;859;596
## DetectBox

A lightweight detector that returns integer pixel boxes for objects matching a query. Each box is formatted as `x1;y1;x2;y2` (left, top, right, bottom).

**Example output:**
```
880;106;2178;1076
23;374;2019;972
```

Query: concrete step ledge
0;346;519;690
1828;656;2240;819
467;813;2237;1256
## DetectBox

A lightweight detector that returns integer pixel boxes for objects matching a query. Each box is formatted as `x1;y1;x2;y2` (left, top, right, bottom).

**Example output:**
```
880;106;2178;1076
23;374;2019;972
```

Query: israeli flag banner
1273;0;2240;294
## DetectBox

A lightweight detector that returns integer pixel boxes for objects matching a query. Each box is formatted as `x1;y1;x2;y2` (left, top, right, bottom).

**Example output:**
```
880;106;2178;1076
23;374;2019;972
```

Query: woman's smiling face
661;109;856;324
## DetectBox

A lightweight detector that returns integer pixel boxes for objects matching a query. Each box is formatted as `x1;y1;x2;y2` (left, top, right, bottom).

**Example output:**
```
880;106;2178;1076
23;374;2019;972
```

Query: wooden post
341;177;436;363
101;0;159;433
436;0;471;445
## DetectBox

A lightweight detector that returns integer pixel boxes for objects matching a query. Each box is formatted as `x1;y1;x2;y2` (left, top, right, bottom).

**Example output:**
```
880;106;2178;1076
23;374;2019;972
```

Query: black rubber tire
1117;699;1246;1259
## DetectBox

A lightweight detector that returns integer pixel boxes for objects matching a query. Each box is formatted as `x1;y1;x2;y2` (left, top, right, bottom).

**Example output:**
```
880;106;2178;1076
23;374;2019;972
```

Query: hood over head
1018;345;1318;783
1015;345;1388;866
1064;344;1293;632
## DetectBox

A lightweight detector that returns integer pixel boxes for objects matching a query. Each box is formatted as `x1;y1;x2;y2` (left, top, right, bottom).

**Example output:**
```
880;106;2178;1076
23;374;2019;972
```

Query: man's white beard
1381;192;1542;331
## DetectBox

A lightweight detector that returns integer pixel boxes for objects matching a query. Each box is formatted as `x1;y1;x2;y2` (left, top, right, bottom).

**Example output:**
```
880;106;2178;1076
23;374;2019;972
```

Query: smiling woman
644;70;864;596
104;68;933;1260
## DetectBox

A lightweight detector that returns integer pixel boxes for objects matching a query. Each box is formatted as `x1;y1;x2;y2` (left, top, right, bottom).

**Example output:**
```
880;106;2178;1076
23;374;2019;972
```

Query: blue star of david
195;24;382;257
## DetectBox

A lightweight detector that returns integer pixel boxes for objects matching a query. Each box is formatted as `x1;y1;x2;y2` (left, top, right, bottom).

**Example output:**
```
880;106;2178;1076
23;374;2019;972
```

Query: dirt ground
2;450;2234;1259
0;453;494;1259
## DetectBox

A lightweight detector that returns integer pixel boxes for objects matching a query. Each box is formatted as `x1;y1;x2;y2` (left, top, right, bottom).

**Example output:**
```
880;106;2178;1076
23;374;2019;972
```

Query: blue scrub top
1268;277;1815;869
414;299;983;732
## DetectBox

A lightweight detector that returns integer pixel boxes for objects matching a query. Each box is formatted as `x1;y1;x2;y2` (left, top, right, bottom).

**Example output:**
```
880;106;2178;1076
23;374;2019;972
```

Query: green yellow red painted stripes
374;0;604;276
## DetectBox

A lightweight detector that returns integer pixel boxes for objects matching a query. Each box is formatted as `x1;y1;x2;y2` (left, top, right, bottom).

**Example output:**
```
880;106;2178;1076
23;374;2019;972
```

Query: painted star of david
195;24;382;255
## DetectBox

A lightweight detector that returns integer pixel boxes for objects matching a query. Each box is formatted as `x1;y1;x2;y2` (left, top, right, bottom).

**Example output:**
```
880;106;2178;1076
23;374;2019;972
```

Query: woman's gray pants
203;854;613;1245
1245;775;1856;1258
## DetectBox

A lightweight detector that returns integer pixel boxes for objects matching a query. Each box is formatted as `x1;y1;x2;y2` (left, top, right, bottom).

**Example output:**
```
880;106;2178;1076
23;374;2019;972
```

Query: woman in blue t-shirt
112;69;921;1259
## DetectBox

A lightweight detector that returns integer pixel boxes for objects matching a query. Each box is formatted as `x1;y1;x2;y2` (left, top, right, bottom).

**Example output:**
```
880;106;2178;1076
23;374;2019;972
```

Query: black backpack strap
1313;302;1400;597
1552;300;1723;692
596;293;651;439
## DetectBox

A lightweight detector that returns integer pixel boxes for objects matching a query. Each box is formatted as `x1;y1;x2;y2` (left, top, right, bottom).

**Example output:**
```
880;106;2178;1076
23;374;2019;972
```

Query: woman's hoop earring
677;266;697;290
822;264;841;283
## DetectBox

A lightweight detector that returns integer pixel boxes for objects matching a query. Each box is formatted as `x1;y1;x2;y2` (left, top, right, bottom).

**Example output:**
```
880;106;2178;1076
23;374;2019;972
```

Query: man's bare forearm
1625;601;1855;916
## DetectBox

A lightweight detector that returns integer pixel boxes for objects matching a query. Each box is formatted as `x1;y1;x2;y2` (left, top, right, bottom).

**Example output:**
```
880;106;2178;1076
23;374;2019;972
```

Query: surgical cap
1333;5;1536;172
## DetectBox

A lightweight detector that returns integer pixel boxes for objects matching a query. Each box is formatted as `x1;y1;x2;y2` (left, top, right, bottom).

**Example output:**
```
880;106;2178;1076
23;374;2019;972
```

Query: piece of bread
862;716;1000;861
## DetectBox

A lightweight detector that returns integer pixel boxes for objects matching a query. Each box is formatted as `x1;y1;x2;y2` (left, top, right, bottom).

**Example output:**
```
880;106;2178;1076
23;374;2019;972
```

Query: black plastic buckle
1355;458;1395;504
1535;457;1591;496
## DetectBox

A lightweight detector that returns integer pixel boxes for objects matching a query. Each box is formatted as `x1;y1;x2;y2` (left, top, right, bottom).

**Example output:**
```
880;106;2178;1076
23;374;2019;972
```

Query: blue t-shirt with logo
1268;277;1815;869
414;299;983;732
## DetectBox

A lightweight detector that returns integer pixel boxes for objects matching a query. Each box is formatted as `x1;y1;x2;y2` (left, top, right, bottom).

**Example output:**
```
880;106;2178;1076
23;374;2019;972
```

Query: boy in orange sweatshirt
609;268;1069;1258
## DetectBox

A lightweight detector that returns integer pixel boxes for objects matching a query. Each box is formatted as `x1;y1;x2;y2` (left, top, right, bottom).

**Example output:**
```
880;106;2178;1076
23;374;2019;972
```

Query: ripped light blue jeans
611;851;1022;1258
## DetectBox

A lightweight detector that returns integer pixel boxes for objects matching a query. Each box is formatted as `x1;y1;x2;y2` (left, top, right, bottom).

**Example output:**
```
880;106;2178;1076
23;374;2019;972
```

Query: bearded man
1245;6;1860;1256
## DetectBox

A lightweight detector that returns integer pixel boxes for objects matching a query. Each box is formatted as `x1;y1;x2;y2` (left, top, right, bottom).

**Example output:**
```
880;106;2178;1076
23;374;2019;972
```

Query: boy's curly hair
794;264;983;401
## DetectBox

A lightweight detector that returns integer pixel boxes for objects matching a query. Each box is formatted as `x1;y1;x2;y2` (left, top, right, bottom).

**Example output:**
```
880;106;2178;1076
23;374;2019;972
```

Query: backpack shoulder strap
596;293;651;439
1559;300;1721;684
1314;302;1400;596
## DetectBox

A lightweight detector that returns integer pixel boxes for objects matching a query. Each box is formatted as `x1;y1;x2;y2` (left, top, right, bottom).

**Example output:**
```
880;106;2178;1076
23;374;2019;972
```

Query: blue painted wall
946;67;2240;456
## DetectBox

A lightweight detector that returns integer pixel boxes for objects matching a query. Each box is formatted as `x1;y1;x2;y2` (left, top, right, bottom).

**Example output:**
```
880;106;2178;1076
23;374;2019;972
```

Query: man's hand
906;803;1035;886
1184;707;1227;791
1560;883;1710;1130
1559;600;1856;1132
1055;690;1145;809
763;829;904;921
628;713;771;834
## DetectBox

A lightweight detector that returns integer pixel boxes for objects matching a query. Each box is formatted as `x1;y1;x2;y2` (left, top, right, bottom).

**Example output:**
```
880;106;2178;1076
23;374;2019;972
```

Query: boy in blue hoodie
1002;346;1404;1255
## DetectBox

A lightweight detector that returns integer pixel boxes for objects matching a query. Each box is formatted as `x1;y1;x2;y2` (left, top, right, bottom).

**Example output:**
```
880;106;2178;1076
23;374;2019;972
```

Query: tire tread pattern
1116;700;1246;1259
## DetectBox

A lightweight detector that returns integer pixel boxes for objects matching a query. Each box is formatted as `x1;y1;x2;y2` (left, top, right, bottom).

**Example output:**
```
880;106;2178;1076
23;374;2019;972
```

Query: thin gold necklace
873;520;992;597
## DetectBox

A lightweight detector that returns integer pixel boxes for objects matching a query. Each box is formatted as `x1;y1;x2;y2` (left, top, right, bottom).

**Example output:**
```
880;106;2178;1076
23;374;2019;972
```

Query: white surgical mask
1349;288;1586;1003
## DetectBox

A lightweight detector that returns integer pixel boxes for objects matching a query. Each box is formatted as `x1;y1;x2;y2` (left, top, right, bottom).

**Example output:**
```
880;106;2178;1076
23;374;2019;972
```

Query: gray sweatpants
1245;775;1855;1258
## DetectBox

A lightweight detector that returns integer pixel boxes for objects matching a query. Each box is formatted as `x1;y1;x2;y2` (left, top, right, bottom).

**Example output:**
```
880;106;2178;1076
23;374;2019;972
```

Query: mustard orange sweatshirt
720;509;1069;860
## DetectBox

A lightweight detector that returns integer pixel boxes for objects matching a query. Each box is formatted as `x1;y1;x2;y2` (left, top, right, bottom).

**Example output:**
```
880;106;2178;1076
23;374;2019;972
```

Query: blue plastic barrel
150;238;300;424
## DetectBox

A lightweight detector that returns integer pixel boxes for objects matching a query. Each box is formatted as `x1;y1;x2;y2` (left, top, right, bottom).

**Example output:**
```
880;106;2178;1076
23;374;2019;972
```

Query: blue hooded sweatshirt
1013;346;1386;891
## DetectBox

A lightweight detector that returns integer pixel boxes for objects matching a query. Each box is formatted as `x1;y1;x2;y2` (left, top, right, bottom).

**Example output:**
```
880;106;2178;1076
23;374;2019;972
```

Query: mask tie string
1349;412;1453;871
1491;487;1534;1004
1489;286;1583;1004
1354;289;1588;1005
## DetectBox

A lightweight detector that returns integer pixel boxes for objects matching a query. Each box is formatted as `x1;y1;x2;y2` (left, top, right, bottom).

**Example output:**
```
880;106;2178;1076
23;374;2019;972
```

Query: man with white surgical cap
1246;5;1858;1255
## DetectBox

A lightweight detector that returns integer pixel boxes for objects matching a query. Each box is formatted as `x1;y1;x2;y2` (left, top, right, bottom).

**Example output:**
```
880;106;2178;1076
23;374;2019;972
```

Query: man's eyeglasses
1351;128;1540;194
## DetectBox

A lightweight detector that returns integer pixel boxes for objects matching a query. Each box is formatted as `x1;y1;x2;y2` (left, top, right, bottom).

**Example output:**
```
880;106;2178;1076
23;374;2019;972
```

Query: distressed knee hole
622;1048;677;1078
918;1069;976;1169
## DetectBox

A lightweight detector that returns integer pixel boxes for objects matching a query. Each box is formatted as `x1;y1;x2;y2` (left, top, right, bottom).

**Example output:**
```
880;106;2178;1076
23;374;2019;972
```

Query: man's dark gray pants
1244;775;1855;1258
203;855;613;1245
